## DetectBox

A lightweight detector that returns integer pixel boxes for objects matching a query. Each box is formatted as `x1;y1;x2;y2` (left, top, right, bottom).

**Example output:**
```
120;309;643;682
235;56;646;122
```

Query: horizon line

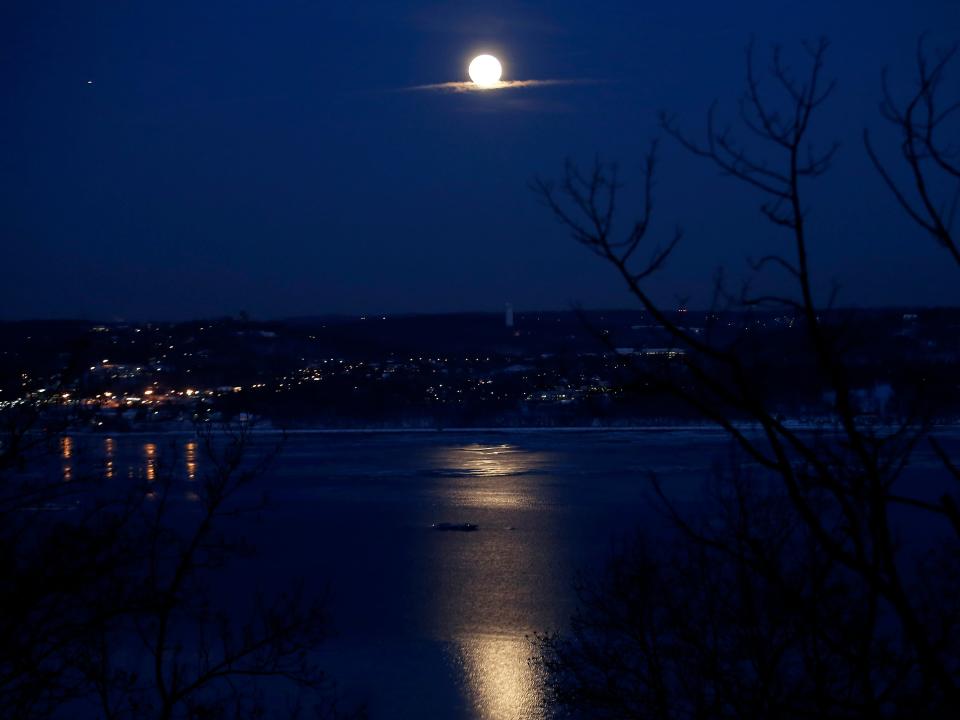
3;305;959;326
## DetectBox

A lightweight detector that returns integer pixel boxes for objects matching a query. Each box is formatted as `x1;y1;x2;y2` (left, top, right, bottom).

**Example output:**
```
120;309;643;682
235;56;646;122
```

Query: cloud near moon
405;78;596;93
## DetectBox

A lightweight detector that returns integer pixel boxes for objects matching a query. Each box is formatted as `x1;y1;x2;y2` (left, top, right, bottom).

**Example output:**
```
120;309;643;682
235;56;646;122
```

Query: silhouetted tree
534;38;960;718
0;400;355;718
866;37;960;267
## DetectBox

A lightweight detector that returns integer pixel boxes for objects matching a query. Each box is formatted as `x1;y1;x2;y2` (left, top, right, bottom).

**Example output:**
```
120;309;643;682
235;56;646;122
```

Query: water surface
54;428;960;718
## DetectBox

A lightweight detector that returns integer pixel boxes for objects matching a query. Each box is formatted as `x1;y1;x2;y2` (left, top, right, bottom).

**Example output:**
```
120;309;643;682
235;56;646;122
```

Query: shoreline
60;421;960;438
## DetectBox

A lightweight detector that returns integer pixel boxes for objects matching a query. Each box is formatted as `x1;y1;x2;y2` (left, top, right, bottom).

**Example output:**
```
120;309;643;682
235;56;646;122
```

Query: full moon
468;55;503;87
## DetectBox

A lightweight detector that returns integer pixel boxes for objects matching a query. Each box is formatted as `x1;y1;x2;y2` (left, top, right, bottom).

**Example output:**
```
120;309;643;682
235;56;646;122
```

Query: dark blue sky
2;1;958;320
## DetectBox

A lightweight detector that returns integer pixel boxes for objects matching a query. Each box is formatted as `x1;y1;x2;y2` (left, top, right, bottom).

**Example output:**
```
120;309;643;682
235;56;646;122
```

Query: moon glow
468;55;503;87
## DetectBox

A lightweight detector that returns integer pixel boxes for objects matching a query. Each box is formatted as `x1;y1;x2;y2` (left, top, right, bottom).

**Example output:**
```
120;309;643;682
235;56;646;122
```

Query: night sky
2;1;959;321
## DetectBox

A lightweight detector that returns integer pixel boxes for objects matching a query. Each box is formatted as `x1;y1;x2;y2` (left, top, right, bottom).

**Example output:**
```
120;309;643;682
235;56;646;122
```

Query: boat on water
431;522;478;532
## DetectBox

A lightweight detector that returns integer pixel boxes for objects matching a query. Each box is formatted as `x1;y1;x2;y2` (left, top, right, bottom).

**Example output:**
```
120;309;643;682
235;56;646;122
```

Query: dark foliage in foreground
537;464;960;718
0;409;361;719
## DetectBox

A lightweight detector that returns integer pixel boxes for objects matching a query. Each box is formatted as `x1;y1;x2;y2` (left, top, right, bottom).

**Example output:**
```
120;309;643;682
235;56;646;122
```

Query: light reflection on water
185;440;198;481
57;436;201;491
50;435;571;718
184;440;200;500
143;442;157;482
427;443;556;720
455;444;533;477
60;436;73;481
430;444;543;510
456;634;544;720
103;437;115;479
